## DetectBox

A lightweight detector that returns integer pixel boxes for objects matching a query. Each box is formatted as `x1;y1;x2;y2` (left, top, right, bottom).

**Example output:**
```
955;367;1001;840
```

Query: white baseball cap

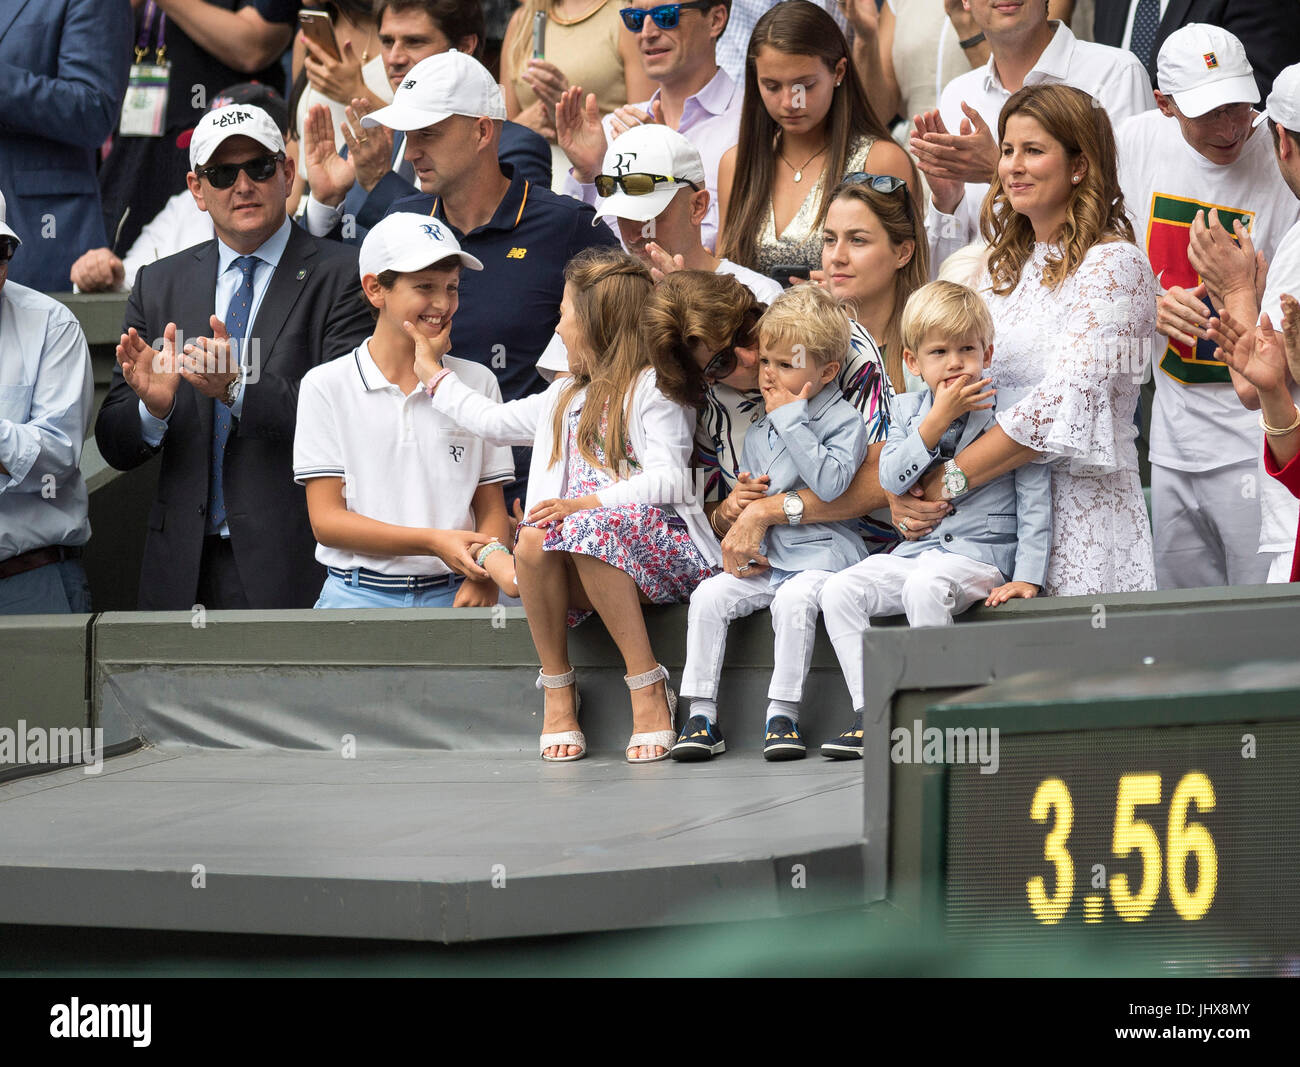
1254;63;1300;130
361;50;506;132
358;212;484;280
189;103;286;170
592;124;708;224
0;188;19;245
1157;24;1259;118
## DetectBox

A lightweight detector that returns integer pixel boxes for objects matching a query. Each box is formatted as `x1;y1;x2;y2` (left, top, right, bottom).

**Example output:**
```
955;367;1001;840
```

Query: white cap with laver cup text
188;104;286;170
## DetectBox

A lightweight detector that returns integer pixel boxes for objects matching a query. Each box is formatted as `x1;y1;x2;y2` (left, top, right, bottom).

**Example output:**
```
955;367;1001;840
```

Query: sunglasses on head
619;2;715;32
594;172;701;197
840;171;914;221
197;152;285;189
701;305;763;382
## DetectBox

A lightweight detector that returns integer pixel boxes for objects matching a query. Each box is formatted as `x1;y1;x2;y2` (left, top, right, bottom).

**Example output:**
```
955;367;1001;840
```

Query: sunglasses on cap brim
197;152;286;189
595;172;701;197
619;2;715;31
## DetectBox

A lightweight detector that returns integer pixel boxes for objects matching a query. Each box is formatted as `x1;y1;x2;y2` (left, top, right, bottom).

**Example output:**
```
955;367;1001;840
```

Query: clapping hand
556;87;608;183
117;323;181;419
609;97;664;138
910;102;996;188
182;314;240;401
523;58;571;110
341;98;394;193
645;241;686;283
302;103;355;206
1207;306;1287;395
1188;210;1265;305
1156;283;1211;347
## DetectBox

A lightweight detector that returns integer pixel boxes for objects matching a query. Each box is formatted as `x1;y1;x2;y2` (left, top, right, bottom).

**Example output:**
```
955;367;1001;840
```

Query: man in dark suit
95;104;371;610
0;0;131;292
1093;0;1300;100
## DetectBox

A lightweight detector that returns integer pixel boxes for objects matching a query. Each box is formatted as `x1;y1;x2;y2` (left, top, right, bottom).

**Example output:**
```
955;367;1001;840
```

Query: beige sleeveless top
753;134;876;276
512;1;628;117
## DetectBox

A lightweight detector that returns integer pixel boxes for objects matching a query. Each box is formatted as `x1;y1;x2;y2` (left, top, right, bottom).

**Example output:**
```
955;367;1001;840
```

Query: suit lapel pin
296;269;307;280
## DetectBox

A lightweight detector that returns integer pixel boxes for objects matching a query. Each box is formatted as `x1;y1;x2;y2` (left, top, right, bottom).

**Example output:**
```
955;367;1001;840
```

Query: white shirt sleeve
429;372;553;447
292;372;345;484
304;194;346;238
0;315;92;495
468;371;520;483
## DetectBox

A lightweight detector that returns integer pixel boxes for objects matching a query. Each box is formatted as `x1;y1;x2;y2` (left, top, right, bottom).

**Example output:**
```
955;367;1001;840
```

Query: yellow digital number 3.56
1027;778;1075;925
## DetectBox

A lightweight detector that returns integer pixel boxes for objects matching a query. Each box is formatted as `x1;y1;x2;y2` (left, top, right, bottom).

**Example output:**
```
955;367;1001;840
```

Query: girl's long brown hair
981;84;1134;296
823;177;928;392
718;0;897;270
549;248;656;474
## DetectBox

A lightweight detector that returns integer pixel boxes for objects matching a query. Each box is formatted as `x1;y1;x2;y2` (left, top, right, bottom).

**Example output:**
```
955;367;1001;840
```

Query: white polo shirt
294;342;515;576
928;21;1155;261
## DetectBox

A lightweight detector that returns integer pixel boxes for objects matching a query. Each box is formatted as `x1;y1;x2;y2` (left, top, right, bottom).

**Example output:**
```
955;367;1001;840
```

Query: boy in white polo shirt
293;212;514;608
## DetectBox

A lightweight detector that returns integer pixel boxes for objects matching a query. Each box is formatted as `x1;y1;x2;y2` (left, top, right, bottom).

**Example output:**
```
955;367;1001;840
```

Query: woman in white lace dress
904;84;1157;596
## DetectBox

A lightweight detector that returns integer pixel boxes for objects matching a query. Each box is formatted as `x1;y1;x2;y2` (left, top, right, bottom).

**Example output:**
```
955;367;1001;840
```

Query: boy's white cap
361;50;506;132
189;104;286;170
592;124;707;224
1254;63;1300;130
1157;24;1258;118
0;189;19;245
358;212;484;279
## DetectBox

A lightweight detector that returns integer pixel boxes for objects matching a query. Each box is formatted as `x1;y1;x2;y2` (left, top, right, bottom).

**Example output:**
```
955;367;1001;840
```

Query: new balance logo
506;247;527;259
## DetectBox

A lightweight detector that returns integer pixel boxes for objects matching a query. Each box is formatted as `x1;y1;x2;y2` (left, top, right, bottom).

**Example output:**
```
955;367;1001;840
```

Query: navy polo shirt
387;168;618;407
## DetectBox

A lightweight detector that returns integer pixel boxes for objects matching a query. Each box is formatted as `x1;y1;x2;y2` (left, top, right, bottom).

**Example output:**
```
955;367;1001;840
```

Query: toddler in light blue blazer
819;281;1053;758
676;285;869;762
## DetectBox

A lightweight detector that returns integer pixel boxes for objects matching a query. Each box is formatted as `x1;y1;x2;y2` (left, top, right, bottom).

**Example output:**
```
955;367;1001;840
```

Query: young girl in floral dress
415;248;720;763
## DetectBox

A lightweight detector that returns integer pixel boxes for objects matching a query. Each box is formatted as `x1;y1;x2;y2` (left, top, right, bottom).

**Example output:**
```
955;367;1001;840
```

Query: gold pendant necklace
780;143;828;183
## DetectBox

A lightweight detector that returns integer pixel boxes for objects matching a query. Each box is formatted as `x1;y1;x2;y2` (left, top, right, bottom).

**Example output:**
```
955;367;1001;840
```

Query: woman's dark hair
718;0;898;269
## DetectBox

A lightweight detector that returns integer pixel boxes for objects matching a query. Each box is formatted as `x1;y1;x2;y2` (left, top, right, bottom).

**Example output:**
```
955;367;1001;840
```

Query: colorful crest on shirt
1146;193;1254;385
1204;52;1219;69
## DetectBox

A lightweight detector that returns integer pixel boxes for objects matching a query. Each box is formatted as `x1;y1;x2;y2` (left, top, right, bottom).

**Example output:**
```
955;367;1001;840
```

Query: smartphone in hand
770;263;811;288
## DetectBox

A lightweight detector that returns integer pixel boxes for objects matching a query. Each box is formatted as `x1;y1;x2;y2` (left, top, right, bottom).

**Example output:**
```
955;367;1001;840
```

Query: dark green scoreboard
929;662;1300;974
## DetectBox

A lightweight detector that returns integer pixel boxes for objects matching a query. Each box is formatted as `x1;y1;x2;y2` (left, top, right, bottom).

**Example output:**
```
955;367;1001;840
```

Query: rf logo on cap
422;223;445;240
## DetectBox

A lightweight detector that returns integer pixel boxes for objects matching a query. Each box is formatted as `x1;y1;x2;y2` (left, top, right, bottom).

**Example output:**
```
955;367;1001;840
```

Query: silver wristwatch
222;374;241;408
782;490;804;525
941;459;968;500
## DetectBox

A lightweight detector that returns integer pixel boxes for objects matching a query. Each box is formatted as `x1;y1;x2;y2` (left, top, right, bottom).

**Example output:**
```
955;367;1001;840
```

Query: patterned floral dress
544;405;716;626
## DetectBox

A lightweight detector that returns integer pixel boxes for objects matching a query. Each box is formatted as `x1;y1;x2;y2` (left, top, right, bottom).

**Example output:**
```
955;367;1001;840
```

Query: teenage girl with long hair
717;0;918;282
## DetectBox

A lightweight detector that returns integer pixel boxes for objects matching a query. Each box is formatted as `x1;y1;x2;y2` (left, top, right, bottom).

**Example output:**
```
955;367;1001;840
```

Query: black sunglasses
701;305;763;382
619;2;715;32
594;172;701;197
0;238;16;264
197;152;285;189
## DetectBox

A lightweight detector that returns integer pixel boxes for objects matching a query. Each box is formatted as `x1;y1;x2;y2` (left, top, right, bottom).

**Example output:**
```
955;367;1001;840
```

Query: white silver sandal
624;663;677;764
537;668;585;762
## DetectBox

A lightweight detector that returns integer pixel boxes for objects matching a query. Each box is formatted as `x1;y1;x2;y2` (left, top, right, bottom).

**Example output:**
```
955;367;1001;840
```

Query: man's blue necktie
1129;0;1161;69
208;254;258;534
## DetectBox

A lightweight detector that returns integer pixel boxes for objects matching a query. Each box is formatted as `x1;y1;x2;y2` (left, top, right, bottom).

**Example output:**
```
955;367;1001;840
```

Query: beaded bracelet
425;368;452;397
476;540;512;568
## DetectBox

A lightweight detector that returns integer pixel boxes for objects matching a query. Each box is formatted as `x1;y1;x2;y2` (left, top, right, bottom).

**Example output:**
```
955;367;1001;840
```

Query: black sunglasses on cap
594;172;701;197
197;152;285;189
